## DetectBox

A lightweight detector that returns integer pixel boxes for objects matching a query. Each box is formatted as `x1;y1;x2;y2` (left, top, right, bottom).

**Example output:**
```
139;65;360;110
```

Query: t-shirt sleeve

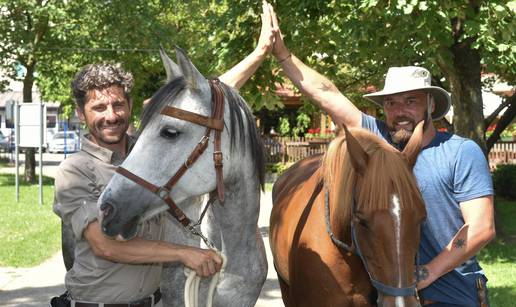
453;140;494;202
361;113;390;140
53;162;100;240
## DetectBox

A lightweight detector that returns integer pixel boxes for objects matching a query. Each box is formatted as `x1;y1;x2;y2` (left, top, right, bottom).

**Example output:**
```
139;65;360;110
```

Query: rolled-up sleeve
53;159;100;240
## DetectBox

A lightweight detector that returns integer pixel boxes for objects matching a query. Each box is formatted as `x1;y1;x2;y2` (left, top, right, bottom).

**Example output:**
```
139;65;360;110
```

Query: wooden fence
489;141;516;169
264;136;516;169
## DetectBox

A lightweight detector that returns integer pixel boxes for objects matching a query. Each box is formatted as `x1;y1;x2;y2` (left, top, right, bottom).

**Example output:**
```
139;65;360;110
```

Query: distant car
47;131;79;153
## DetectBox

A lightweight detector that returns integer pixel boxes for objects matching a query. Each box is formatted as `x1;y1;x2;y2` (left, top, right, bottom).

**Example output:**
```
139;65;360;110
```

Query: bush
493;164;516;200
266;162;292;175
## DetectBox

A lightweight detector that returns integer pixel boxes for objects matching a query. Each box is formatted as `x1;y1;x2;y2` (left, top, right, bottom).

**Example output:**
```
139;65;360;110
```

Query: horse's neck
213;156;261;234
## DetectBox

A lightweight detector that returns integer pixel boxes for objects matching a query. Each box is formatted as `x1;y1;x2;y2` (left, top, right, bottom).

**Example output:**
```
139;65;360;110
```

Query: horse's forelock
323;128;424;223
138;77;187;134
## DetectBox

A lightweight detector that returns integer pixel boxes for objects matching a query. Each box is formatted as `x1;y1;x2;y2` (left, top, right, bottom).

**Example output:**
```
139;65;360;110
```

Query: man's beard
89;120;129;145
388;111;429;146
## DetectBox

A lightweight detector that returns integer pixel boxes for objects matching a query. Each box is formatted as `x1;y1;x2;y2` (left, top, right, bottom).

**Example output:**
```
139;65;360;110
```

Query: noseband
324;187;418;297
116;79;225;243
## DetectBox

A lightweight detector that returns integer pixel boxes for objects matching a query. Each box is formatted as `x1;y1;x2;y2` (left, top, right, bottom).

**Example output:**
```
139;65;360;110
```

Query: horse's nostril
100;202;114;217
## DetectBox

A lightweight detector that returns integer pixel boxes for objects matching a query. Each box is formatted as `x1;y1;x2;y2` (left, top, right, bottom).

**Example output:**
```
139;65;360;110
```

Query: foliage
272;0;515;149
0;174;59;267
292;112;311;137
1;0;514;152
305;127;335;139
265;162;292;175
492;164;516;200
278;116;291;136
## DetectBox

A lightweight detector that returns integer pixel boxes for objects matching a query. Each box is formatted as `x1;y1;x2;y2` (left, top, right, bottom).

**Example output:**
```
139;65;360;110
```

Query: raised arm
219;1;276;90
270;6;362;128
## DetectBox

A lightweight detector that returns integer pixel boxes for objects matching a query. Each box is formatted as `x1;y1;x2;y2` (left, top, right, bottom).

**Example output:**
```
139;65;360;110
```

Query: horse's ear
402;120;424;168
174;45;206;90
343;124;369;176
159;45;182;82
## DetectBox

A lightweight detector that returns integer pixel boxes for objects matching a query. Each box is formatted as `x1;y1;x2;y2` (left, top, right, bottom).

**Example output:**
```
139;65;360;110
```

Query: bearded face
383;91;431;146
387;111;430;145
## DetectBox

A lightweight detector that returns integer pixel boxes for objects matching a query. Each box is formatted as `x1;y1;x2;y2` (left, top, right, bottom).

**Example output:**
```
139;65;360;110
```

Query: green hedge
493;165;516;200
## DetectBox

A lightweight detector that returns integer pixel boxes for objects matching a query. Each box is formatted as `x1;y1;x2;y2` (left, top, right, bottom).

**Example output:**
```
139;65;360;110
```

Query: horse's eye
160;127;180;139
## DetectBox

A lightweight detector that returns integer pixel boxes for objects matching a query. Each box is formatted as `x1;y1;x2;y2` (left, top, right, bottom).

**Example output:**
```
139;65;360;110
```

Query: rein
116;79;225;245
324;188;417;297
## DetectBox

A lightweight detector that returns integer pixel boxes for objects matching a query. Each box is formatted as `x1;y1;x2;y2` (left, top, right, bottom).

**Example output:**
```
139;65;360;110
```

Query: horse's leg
277;273;294;307
210;184;267;307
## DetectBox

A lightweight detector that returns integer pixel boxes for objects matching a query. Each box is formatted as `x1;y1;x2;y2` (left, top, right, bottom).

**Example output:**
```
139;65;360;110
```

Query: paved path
0;153;284;306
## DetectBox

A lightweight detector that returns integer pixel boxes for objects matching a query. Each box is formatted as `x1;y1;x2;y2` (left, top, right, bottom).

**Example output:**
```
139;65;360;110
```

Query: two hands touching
256;1;290;65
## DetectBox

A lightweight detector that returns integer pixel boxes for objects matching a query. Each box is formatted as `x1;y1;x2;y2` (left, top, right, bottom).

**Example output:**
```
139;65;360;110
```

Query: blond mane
322;127;424;229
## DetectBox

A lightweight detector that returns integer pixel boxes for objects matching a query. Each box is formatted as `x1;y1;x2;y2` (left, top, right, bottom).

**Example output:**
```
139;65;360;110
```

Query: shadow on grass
478;239;516;264
489;285;516;306
0;173;54;186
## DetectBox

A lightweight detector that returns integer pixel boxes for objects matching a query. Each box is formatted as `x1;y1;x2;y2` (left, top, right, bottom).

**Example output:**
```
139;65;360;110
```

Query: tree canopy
1;1;514;168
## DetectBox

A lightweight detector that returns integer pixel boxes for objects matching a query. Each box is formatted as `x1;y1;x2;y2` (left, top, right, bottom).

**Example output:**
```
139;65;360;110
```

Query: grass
478;199;516;306
0;172;61;267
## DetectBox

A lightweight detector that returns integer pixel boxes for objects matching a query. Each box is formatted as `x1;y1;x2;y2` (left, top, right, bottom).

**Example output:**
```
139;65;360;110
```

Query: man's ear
76;108;85;122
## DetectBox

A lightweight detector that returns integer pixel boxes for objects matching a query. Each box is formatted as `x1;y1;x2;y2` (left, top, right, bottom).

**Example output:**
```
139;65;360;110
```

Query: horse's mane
322;127;424;228
138;77;265;189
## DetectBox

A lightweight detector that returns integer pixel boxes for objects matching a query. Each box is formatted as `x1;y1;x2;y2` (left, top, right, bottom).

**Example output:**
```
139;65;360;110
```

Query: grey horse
96;47;268;307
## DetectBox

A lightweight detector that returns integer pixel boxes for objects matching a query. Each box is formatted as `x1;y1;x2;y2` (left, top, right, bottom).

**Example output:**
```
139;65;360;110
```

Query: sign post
15;102;47;205
14;101;19;202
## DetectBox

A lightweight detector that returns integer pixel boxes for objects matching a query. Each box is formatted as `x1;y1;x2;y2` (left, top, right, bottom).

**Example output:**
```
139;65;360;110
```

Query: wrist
273;47;291;60
278;53;292;64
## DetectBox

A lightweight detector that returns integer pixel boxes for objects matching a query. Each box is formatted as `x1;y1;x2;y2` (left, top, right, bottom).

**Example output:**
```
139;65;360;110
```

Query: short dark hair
71;63;134;110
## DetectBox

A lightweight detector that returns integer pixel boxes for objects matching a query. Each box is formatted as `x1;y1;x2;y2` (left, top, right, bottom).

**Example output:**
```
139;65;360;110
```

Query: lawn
0;172;61;267
478;199;516;306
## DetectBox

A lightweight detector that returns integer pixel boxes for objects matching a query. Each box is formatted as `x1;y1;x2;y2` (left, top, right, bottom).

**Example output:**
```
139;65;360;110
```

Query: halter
324;188;418;297
116;78;225;245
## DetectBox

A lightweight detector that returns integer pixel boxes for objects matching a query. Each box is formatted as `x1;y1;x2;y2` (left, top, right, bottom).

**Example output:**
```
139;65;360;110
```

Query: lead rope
184;248;227;307
183;193;227;307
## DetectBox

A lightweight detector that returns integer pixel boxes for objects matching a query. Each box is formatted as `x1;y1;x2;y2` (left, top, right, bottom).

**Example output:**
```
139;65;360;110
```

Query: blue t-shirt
362;114;493;306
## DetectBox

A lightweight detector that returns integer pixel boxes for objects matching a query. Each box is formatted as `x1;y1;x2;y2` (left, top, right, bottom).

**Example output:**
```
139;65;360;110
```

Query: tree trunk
23;64;37;183
486;95;516;152
448;42;486;153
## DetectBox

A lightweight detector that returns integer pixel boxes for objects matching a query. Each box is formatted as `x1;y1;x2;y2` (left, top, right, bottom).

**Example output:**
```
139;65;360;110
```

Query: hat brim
363;86;451;121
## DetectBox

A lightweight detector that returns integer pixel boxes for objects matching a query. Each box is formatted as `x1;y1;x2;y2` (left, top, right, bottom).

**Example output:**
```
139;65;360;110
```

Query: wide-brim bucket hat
363;66;451;120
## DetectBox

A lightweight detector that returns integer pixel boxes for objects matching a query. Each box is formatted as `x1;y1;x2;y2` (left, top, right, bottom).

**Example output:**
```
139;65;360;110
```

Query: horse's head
98;47;264;240
324;122;427;306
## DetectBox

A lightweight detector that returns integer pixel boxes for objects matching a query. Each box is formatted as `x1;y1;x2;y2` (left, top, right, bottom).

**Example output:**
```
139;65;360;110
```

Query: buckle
156;187;169;200
199;135;209;146
213;151;223;166
187;224;216;249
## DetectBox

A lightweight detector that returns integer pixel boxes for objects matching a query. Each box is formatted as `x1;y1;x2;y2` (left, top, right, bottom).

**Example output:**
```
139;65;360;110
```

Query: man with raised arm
52;2;278;306
267;5;495;306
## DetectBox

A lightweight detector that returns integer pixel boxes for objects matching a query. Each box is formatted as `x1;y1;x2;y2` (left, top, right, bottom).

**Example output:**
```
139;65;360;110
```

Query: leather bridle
324;186;418;298
116;79;225;241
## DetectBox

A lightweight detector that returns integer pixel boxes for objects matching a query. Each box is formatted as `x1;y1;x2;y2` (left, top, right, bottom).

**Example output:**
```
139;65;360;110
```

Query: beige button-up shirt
53;135;164;302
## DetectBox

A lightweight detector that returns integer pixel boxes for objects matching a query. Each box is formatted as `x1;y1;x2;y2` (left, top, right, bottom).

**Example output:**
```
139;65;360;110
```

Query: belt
73;289;161;307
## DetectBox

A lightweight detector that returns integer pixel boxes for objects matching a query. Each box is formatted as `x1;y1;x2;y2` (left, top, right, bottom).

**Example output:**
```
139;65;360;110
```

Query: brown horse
270;123;427;307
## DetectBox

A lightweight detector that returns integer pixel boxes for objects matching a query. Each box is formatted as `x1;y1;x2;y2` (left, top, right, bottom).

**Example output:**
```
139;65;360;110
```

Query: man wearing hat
268;8;495;306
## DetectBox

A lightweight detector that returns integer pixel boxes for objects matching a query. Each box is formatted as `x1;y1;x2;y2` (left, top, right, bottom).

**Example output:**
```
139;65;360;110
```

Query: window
47;115;56;128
